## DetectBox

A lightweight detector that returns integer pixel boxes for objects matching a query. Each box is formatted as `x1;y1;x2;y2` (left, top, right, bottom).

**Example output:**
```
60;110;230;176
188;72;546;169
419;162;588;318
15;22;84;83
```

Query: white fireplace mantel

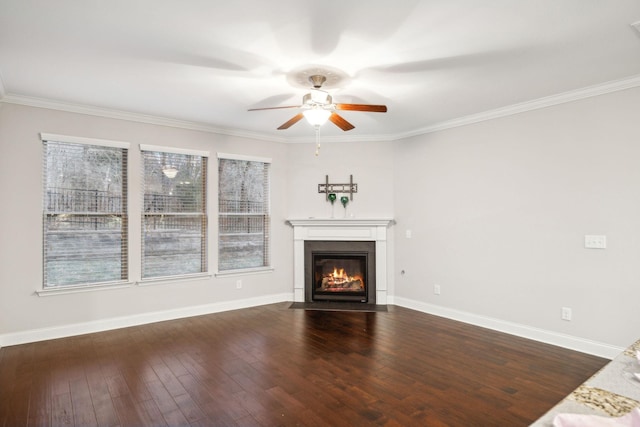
287;218;394;305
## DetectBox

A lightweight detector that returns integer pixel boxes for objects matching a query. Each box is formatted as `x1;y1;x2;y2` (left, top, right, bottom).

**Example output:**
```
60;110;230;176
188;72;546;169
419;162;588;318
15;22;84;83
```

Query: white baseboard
0;293;293;348
1;294;623;359
390;296;623;359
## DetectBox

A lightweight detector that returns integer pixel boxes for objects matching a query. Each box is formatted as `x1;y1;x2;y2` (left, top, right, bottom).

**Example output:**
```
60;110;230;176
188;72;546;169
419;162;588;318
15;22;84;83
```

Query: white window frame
40;133;131;293
216;152;272;276
139;144;210;283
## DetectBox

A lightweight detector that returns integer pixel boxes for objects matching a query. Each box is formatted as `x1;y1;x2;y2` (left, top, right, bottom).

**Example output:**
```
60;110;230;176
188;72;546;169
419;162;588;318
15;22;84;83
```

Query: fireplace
305;241;375;303
288;218;392;306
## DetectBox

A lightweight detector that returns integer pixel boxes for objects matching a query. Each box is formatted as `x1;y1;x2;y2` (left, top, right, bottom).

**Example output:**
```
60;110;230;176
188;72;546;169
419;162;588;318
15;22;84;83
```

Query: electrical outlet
434;284;441;295
585;235;606;249
236;279;242;289
561;307;572;321
406;229;412;239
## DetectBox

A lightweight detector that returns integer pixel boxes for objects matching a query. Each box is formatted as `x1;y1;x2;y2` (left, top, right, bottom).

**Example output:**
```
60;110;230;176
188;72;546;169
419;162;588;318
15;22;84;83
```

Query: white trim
394;73;640;139
2;94;288;143
391;296;623;359
0;293;625;358
0;293;293;348
139;144;209;158
287;218;394;228
217;152;272;163
40;132;131;149
36;282;134;296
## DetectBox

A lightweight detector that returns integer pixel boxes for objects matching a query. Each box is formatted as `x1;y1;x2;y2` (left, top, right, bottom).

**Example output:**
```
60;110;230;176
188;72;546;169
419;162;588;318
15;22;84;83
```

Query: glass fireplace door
312;253;367;302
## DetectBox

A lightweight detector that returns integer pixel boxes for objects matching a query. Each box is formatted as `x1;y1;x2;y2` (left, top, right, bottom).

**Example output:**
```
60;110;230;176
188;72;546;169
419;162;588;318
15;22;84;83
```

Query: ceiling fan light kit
303;106;332;126
249;73;387;132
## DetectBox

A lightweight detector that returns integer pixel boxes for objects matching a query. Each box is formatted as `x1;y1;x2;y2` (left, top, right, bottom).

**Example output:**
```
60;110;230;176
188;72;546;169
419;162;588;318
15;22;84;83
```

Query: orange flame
332;267;348;280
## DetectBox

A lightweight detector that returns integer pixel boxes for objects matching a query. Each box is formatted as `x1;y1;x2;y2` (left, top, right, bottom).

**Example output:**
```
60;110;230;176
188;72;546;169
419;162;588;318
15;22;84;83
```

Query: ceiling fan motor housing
303;89;332;106
309;75;327;88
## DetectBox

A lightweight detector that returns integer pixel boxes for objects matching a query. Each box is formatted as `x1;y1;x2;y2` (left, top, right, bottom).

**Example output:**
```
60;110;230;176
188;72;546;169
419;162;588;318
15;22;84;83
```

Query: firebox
304;240;376;304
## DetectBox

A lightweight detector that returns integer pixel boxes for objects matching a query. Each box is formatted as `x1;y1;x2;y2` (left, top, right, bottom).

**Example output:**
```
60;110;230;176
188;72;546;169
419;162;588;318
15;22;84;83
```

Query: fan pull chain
314;125;321;156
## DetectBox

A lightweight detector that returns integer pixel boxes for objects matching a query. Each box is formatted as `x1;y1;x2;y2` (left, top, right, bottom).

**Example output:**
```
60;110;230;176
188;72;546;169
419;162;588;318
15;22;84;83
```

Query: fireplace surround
288;218;393;305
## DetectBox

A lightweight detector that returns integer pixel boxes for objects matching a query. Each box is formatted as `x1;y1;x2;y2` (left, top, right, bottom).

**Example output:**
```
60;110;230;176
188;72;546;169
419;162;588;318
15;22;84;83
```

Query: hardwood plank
137;398;168;427
51;392;74;427
145;379;189;426
0;302;608;426
2;349;34;426
85;367;119;427
28;375;52;427
150;361;188;398
69;377;98;427
111;394;145;427
265;386;327;427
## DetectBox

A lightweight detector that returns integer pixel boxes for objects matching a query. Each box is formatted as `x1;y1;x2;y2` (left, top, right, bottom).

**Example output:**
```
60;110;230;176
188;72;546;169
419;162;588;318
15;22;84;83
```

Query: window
141;145;208;279
42;134;129;288
218;154;271;272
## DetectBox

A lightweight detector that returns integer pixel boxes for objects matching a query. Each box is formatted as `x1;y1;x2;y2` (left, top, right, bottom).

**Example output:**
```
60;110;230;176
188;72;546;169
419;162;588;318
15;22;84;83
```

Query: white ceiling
1;0;640;142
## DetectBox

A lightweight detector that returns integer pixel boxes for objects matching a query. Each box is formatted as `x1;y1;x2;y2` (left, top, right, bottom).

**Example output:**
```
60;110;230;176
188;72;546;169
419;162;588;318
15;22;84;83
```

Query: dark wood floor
0;303;607;427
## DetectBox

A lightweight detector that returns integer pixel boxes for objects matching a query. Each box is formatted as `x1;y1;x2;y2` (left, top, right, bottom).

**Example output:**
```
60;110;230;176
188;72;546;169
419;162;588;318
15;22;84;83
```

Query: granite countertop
531;339;640;426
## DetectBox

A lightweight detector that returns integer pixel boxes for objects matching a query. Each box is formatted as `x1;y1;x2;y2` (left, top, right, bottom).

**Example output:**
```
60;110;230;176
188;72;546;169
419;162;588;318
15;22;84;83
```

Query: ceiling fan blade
277;113;304;130
335;103;387;113
248;105;300;111
329;113;355;131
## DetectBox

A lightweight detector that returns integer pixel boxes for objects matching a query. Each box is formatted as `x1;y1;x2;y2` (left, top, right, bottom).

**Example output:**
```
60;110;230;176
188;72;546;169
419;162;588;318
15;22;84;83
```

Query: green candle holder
340;196;349;208
340;196;349;218
328;193;337;204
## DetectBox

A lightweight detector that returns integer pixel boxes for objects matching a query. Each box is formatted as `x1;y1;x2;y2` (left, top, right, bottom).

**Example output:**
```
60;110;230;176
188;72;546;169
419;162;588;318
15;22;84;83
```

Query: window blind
141;148;208;279
218;157;270;271
42;139;128;287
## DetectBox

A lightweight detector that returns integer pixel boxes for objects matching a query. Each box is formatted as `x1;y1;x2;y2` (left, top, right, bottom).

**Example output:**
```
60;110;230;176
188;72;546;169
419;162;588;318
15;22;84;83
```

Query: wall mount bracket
318;175;357;201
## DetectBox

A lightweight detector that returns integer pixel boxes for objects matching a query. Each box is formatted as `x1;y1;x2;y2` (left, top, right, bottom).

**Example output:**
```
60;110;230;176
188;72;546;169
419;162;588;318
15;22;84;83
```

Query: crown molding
395;73;640;140
2;73;639;143
0;94;288;143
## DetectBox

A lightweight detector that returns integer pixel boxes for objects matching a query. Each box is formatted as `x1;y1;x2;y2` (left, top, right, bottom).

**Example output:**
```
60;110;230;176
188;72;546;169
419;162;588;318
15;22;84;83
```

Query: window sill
214;267;274;278
36;281;135;297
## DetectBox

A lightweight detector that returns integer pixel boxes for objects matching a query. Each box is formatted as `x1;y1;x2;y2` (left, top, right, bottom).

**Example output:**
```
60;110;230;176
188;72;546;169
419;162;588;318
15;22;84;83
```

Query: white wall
393;87;640;349
0;103;293;341
2;86;639;354
285;140;395;220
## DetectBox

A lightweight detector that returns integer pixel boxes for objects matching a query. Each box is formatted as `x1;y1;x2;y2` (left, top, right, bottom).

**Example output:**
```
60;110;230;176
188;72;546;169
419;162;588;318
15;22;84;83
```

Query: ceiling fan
248;75;387;131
